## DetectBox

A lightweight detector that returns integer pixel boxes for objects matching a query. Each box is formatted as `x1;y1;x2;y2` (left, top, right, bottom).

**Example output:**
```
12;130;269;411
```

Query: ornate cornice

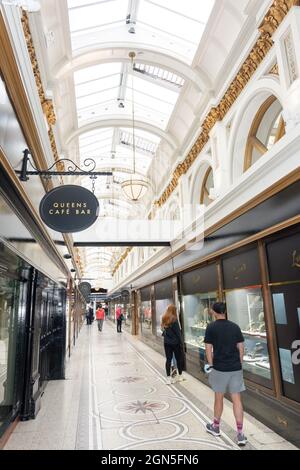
270;63;279;75
21;10;58;144
112;248;133;276
154;0;300;208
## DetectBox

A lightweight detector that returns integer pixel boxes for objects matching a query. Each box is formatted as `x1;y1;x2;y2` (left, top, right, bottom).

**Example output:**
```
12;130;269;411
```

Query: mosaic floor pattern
4;321;297;450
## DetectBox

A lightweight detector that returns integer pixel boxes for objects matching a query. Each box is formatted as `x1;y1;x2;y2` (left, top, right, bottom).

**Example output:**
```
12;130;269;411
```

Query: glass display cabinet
154;278;174;337
182;292;217;357
181;263;218;360
140;300;152;335
225;288;271;380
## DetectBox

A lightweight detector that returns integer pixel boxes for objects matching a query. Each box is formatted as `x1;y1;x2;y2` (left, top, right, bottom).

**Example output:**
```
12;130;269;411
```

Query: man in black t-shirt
204;302;247;447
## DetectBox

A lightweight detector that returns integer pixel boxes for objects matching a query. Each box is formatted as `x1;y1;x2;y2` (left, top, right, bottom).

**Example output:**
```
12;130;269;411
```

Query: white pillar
273;6;300;131
209;121;231;199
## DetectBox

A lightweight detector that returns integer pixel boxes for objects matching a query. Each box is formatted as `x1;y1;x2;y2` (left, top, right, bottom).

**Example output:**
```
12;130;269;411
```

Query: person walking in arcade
96;304;105;332
161;304;185;385
204;302;247;447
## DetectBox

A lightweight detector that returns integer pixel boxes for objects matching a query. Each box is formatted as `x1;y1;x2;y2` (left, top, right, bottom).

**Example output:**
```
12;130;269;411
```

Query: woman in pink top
116;306;123;333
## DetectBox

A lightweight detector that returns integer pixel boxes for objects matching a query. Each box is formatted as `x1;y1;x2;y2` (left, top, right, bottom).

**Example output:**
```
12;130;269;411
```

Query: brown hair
161;304;178;329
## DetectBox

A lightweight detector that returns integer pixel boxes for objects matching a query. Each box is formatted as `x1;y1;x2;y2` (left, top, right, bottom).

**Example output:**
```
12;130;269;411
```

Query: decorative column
273;5;300;131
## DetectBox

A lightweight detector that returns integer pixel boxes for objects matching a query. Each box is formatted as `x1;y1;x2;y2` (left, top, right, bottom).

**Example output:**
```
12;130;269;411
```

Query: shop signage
39;185;99;233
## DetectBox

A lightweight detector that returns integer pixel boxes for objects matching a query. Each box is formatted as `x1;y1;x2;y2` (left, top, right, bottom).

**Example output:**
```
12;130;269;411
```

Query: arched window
244;96;285;171
200;167;214;206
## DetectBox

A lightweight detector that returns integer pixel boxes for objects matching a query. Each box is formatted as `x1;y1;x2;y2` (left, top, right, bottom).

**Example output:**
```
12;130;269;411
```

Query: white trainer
177;373;187;382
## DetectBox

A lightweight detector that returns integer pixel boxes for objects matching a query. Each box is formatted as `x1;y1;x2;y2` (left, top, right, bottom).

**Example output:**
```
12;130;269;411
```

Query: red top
96;308;105;320
116;307;122;319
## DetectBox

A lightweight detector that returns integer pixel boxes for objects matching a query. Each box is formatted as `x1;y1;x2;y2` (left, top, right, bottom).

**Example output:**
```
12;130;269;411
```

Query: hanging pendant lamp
121;52;149;202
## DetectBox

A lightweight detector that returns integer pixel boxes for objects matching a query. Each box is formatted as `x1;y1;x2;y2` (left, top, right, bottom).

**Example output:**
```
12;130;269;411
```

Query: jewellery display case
154;278;174;337
225;288;271;380
182;292;217;358
140;301;152;335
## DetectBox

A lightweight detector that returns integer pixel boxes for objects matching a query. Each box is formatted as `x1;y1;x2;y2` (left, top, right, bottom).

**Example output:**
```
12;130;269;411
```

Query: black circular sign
39;185;99;233
79;282;92;300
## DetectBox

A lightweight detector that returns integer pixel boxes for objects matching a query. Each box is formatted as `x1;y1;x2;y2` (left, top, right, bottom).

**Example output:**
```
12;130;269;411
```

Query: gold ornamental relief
270;63;279;75
155;0;298;208
21;11;57;127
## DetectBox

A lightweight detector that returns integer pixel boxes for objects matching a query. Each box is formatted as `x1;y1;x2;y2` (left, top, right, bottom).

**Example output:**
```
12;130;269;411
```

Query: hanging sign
78;282;92;301
39;185;99;233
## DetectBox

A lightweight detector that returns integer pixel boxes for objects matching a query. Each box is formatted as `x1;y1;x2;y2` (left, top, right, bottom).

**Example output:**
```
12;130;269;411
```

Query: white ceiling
25;0;269;285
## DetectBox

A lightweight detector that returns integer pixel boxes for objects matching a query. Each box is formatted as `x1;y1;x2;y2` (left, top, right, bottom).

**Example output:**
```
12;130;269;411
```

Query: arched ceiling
27;0;262;286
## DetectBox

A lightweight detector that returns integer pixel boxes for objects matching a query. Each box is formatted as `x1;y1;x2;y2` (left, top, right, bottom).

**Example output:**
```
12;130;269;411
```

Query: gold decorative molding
269;63;279;75
21;11;66;175
112;248;133;276
154;0;300;208
21;11;57;127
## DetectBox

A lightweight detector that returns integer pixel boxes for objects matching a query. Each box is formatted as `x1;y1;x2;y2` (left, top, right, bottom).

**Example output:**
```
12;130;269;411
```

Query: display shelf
242;330;267;338
185;340;205;350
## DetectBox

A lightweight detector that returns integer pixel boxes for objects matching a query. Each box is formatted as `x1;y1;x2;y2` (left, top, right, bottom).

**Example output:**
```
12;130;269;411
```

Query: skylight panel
75;74;120;99
133;63;185;88
148;0;215;23
74;63;121;85
68;0;127;33
119;127;161;144
131;75;179;106
80;128;113;142
139;1;205;45
76;87;118;110
119;130;158;156
126;74;179;121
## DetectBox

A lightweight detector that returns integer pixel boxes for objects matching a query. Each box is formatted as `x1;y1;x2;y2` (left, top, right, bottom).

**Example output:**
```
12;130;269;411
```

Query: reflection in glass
279;348;295;384
155;298;173;336
140;301;152;335
122;301;131;329
297;308;300;327
0;249;21;428
182;292;216;356
273;293;287;325
225;288;271;380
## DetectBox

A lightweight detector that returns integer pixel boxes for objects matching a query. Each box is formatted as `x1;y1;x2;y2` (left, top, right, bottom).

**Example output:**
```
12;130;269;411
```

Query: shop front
222;245;272;389
0;243;30;440
180;263;218;378
266;227;300;404
135;176;300;444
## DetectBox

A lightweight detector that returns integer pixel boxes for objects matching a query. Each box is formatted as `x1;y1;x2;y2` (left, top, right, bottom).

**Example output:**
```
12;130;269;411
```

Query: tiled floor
4;322;297;450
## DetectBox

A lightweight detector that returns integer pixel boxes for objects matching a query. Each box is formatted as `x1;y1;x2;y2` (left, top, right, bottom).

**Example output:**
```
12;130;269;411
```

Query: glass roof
74;63;179;129
66;0;215;282
67;0;215;62
78;127;157;175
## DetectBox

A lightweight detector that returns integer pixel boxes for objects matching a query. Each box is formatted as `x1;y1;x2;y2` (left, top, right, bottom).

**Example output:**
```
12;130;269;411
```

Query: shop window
140;287;152;336
222;247;271;386
154;278;173;336
181;264;218;358
266;228;300;403
0;244;27;436
200;167;214;206
121;293;131;329
244;96;285;171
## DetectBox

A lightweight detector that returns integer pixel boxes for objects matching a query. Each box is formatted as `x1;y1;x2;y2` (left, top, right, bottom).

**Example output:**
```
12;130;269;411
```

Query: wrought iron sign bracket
16;149;113;181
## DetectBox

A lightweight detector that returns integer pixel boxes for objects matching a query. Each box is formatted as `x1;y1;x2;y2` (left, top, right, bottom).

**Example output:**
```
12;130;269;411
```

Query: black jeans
164;343;183;377
117;319;122;332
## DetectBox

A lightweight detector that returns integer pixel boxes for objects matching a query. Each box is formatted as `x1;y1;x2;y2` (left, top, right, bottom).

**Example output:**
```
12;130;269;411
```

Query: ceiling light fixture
121;52;149;202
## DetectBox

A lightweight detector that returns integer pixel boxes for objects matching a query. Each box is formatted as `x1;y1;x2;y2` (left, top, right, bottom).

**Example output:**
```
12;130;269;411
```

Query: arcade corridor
4;322;297;451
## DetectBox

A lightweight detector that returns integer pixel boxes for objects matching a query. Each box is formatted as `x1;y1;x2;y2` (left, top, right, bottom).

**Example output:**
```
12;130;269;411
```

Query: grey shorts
208;369;246;394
